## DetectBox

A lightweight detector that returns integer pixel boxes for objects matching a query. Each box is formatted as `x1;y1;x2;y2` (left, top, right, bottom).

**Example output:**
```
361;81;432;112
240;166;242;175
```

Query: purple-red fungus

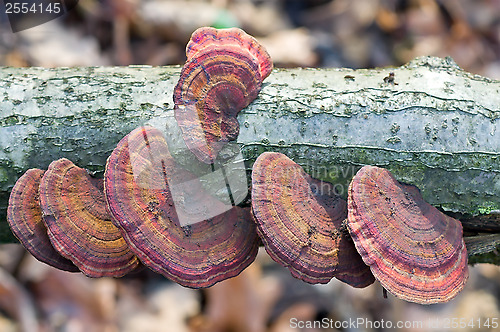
174;27;272;164
39;158;139;277
7;169;78;272
251;152;374;287
347;165;468;304
185;27;272;80
104;126;259;288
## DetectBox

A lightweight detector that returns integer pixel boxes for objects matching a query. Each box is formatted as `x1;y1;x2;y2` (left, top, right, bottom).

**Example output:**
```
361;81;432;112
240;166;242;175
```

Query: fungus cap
7;169;78;272
174;27;272;164
39;159;139;277
186;27;272;80
347;165;468;304
251;152;374;286
104;126;259;288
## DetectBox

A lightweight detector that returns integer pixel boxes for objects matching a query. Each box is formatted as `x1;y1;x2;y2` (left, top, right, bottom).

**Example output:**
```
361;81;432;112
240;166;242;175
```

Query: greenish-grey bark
0;57;499;264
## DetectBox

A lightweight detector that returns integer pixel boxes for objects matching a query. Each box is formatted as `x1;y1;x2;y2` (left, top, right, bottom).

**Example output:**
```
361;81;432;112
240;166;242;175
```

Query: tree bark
0;57;499;264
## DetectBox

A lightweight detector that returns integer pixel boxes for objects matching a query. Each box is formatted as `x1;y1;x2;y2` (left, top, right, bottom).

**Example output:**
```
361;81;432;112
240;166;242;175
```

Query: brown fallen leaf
0;265;38;332
189;260;281;332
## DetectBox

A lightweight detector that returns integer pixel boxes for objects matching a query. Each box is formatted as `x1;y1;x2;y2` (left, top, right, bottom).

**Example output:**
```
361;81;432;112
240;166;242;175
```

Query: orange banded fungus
39;158;139;277
174;27;272;164
104;126;259;288
7;169;78;272
251;152;374;287
347;165;468;304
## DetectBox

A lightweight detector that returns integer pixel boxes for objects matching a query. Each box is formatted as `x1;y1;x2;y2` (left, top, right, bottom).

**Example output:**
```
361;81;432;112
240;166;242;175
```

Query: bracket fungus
7;169;78;272
104;126;260;288
251;152;374;287
347;165;468;304
174;27;272;164
39;158;139;277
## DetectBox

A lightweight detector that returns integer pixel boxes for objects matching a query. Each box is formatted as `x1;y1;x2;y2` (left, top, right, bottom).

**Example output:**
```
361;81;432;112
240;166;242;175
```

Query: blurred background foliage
1;0;500;78
0;1;500;331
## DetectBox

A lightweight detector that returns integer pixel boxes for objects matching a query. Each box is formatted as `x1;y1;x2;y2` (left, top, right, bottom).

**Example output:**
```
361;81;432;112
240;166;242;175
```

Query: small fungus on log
7;169;78;272
347;165;469;304
104;126;260;288
39;158;139;277
174;27;272;164
251;152;374;287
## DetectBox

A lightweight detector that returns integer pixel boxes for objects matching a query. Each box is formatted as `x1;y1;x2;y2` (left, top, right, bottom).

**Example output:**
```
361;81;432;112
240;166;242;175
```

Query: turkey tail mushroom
39;158;139;277
347;165;468;304
174;27;272;164
251;152;374;287
104;126;260;288
7;169;79;272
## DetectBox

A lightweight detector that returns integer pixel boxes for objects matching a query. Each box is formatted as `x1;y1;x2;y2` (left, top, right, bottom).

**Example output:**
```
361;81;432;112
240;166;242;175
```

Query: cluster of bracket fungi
7;27;469;305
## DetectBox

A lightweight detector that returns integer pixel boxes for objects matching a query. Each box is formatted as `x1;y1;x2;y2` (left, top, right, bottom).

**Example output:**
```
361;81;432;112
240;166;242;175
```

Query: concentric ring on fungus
174;27;272;164
251;152;374;287
347;165;468;304
7;169;78;272
104;126;260;288
186;27;272;79
39;158;139;277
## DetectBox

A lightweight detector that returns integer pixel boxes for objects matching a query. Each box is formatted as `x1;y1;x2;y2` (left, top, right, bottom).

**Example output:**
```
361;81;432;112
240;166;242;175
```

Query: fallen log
0;56;499;264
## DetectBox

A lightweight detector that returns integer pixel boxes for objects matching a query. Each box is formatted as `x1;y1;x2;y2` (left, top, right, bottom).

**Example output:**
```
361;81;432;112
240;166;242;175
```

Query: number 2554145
5;2;61;14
